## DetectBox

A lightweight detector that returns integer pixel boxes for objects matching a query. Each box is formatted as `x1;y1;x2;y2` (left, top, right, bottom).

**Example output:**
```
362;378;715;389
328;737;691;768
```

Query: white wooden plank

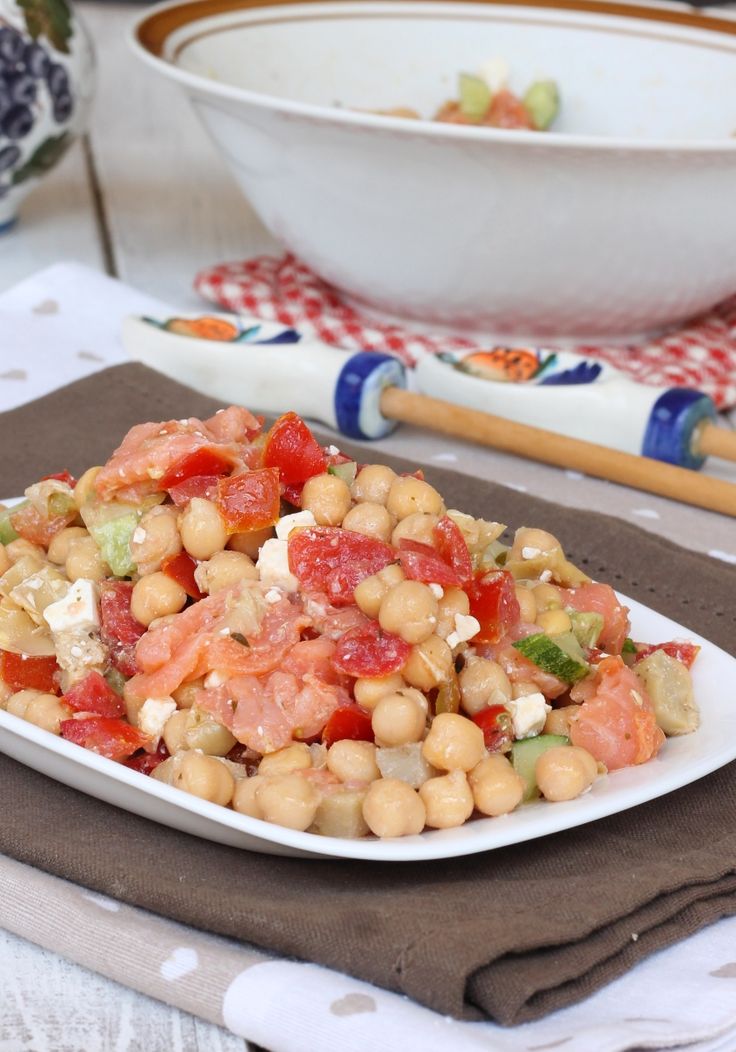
81;2;279;310
0;138;105;293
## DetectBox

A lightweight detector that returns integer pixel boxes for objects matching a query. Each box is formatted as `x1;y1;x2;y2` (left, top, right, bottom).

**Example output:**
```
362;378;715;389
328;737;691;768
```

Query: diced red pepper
215;468;281;533
60;715;150;761
159;447;233;491
263;412;327;486
467;570;520;644
333;621;411;676
161;551;204;600
472;704;513;752
397;539;461;588
321;705;375;748
10;501;76;547
40;470;77;487
99;581;146;677
63;670;125;718
633;641;700;669
0;651;60;694
288;527;396;607
125;740;170;774
434;516;473;587
168;475;221;506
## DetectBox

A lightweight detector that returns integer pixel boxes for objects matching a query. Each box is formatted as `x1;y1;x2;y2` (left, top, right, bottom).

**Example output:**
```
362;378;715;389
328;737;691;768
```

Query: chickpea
163;709;190;754
435;586;471;640
422;712;485;772
544;705;580;737
73;466;102;508
6;538;45;564
378;580;438;645
459;657;512;716
469;754;525;816
362;778;426;838
537;609;572;636
232;774;266;818
195;550;258;595
0;543;9;576
327;740;380;783
228;525;274;559
256;773;320;831
65;536;110;582
175;751;235;806
510;526;561;561
387;476;444;520
341;502;394;543
532;582;563;612
123;689;144;728
0;680;12;709
353;672;405;711
511;680;540;700
419;770;474;829
22;693;72;735
180;498;227;560
351;464;397;506
172;677;204;709
372;691;426;747
536;746;598;802
129;506;182;575
301;473;352;527
515;584;537;624
47;526;89;566
6;688;42;719
258;742;312;777
391;512;439;549
131;572;187;628
353;564;404;618
164;706;236;756
402;635;453;692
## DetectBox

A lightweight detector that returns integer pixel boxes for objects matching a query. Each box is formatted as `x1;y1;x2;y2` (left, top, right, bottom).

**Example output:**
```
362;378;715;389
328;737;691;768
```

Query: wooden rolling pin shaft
380;386;736;518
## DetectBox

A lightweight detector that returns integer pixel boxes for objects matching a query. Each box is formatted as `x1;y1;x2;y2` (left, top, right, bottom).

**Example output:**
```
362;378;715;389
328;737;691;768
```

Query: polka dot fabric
195;254;736;409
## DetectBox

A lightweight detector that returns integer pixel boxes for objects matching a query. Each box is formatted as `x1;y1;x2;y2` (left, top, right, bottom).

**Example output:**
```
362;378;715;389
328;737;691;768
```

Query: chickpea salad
0;407;701;841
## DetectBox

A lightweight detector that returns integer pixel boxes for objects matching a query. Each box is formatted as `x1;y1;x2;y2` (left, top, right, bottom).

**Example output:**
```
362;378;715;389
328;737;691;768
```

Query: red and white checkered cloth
195;254;736;410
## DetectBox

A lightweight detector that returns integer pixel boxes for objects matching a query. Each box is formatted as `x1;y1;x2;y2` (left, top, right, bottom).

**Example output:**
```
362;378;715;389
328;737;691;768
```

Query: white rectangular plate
1;585;734;861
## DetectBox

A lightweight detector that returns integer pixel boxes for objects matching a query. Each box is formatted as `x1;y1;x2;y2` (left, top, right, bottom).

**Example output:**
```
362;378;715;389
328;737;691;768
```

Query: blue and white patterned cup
0;0;94;231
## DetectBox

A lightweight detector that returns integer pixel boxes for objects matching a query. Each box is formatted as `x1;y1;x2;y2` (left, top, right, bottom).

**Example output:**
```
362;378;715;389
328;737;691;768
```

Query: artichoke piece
634;650;699;736
310;789;370;839
0;599;55;656
376;743;437;788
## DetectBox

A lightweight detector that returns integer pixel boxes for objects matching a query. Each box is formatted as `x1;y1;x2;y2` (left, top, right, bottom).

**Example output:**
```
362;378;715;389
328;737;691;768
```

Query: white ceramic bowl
132;0;736;340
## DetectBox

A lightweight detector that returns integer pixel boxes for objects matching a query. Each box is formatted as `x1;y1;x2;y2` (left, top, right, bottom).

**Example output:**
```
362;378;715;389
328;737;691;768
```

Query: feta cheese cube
256;538;300;591
44;579;100;634
521;546;542;560
428;583;444;599
138;697;177;740
445;613;481;650
479;56;510;94
275;510;317;541
506;692;551;740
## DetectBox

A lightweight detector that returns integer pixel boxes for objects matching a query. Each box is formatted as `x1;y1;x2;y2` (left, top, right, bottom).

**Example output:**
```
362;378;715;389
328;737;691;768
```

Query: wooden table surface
2;4;736;1049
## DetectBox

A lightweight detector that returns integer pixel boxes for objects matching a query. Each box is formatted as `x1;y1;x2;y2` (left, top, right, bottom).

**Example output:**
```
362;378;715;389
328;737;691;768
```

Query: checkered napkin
195;254;736;410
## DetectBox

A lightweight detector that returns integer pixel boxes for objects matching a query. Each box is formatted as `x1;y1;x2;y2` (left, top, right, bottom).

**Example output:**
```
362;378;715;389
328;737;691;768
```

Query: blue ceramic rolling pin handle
641;388;717;470
334;351;406;440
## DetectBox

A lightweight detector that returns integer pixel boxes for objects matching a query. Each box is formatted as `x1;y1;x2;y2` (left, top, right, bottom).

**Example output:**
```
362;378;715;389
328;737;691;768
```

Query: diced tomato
485;89;535;129
10;501;76;547
333;621;411;677
125;740;170;774
281;483;304;508
0;651;59;694
471;704;513;752
467;570;520;644
215;468;281;533
99;581;146;677
288;527;396;606
324;448;352;468
60;715;150;761
159;447;233;490
161;551;204;600
262;412;327;486
397;539;461;587
40;470;77;487
633;641;700;669
63;670;125;718
168;475;221;506
321;705;374;748
434;516;473;587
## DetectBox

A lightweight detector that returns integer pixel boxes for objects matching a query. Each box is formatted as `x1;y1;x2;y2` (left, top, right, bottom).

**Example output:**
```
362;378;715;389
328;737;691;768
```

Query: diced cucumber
512;734;569;801
512;632;589;684
0;501;26;545
622;637;637;655
523;79;559;130
569;611;604;650
458;73;491;122
328;461;358;485
88;513;139;578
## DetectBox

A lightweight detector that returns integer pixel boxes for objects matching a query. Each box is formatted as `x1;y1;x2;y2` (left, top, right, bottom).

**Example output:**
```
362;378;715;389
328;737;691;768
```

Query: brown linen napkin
2;363;736;1026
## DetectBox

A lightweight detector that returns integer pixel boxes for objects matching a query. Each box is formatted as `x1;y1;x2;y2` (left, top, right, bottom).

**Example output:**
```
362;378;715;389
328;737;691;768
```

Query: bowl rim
130;0;736;153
